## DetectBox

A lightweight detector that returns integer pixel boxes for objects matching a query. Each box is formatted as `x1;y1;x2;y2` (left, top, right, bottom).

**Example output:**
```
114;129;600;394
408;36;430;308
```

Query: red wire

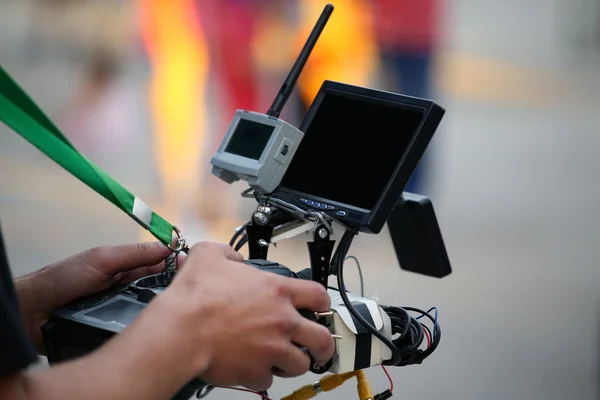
424;327;431;348
214;386;273;399
217;366;401;399
381;365;394;393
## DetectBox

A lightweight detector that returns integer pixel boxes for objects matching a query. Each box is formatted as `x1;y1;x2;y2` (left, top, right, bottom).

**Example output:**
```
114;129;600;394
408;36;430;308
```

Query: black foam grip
350;302;374;371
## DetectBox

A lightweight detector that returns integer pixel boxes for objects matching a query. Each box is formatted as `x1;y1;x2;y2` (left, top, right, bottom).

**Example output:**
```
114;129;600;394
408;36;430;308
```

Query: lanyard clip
167;225;189;254
162;226;188;285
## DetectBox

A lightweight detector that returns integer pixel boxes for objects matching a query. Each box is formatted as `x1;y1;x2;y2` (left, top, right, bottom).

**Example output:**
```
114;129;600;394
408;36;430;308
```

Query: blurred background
2;0;600;399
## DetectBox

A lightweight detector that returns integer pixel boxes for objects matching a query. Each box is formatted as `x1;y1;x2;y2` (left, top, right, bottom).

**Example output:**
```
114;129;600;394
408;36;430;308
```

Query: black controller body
41;260;307;361
41;260;309;399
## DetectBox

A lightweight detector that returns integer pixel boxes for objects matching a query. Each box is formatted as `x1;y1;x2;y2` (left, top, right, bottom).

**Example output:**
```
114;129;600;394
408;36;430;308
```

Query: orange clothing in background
296;0;380;106
138;0;209;213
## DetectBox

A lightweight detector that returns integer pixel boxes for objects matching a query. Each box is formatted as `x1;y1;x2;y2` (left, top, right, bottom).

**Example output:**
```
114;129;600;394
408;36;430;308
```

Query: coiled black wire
402;306;441;362
333;228;402;366
333;228;441;367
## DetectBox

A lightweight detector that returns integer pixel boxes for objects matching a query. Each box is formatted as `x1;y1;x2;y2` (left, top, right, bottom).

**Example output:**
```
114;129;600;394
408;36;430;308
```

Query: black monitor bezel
272;80;445;234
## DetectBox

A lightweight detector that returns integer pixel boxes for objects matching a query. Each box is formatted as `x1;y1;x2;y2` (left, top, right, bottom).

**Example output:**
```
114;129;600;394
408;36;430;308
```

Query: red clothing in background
370;0;442;52
196;0;260;127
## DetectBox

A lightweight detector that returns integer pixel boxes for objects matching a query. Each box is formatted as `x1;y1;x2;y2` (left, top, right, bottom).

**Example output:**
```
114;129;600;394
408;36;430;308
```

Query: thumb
187;241;245;263
90;242;172;275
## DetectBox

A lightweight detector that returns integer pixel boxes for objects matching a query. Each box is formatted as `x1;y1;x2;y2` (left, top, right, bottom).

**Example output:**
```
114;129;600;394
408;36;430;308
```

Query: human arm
13;241;172;354
0;291;209;400
1;239;196;399
3;240;335;396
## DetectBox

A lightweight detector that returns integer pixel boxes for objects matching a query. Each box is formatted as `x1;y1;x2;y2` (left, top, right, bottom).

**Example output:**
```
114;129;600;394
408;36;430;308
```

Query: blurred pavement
2;1;600;399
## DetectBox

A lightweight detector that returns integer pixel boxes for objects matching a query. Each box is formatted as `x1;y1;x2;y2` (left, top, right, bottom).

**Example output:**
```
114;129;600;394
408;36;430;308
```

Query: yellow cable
355;370;375;400
281;371;356;400
320;371;356;392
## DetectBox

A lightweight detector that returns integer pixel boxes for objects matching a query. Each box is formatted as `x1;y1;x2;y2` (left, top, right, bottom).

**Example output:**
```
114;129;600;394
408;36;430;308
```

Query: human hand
14;242;173;352
153;241;335;392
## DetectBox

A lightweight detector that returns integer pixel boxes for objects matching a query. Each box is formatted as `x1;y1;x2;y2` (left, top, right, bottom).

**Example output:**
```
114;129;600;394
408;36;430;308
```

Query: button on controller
299;198;337;213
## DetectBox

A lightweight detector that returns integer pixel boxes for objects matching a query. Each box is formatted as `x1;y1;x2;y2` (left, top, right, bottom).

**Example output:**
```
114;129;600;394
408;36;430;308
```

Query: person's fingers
227;249;244;262
271;344;311;378
116;253;187;284
90;242;172;275
283;279;331;311
186;241;244;265
291;320;335;366
116;265;162;284
223;247;244;262
242;371;274;393
115;267;152;285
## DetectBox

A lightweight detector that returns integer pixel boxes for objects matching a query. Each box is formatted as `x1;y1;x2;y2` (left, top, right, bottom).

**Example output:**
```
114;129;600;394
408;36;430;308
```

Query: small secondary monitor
271;80;445;233
210;110;304;194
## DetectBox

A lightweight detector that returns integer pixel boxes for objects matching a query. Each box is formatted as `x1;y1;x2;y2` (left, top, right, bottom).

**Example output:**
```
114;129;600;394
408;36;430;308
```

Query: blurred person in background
193;0;264;233
24;0;78;60
295;0;380;113
186;0;314;236
58;52;123;158
54;1;142;176
24;0;136;61
370;0;444;194
138;0;211;243
57;52;145;179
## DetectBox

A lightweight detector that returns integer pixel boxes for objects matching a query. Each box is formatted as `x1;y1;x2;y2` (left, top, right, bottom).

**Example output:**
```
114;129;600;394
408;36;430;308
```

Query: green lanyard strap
0;65;184;251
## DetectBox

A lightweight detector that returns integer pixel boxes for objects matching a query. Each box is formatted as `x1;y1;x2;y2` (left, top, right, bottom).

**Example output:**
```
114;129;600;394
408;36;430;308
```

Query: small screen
85;300;144;326
224;119;274;160
280;91;425;211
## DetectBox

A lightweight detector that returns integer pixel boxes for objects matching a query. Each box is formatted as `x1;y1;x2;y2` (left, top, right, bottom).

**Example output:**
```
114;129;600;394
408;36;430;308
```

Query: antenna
267;3;334;118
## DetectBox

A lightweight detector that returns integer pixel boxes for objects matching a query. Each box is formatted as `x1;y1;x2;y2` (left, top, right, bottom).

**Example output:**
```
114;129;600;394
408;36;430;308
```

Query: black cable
230;223;249;247
381;305;441;365
228;221;251;252
333;228;442;367
374;390;393;400
334;228;402;366
234;234;248;252
381;306;424;366
402;306;441;361
196;386;214;398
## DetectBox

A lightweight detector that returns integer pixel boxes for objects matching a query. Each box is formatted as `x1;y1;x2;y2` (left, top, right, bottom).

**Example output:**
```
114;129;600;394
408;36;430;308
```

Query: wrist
13;274;46;352
14;264;81;353
143;289;215;378
16;290;213;400
118;291;213;387
22;329;202;400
